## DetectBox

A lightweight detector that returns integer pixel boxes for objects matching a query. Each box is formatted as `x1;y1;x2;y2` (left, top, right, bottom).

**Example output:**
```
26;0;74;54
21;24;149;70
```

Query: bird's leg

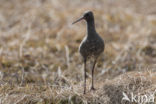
90;59;97;91
83;59;87;94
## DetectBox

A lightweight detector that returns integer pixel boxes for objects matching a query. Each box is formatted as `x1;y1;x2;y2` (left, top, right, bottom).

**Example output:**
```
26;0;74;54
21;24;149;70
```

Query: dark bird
72;11;105;94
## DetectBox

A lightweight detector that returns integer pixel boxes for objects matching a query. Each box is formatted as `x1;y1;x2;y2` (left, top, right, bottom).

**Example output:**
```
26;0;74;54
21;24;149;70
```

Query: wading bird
72;11;104;94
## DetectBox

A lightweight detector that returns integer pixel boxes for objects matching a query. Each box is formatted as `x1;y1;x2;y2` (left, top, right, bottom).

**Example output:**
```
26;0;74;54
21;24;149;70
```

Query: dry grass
0;0;156;104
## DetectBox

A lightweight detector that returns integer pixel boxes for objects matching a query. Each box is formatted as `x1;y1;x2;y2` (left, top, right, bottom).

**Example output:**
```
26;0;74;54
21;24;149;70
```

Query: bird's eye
86;13;89;17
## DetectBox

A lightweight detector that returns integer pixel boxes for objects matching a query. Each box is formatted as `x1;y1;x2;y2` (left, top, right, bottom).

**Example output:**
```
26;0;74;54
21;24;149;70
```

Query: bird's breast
79;37;104;59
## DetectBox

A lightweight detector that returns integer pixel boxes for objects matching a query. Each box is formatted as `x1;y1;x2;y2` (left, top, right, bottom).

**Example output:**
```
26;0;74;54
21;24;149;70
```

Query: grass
0;0;156;103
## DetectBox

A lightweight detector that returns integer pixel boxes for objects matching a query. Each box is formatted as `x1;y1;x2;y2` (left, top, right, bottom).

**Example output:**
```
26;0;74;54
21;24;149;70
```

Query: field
0;0;156;104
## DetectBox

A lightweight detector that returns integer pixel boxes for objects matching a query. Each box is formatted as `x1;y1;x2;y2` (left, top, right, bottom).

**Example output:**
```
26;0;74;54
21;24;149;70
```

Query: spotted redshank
72;11;104;94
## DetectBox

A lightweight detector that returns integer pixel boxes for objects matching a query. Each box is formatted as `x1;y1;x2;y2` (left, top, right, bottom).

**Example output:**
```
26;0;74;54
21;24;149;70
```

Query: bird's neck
86;20;96;37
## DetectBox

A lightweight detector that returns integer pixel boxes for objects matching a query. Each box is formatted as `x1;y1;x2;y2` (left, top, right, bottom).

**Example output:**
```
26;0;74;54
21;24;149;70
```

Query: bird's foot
90;86;96;91
83;90;86;94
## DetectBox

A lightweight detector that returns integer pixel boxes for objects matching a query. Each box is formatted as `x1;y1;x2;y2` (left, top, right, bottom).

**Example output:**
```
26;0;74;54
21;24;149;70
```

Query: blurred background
0;0;156;103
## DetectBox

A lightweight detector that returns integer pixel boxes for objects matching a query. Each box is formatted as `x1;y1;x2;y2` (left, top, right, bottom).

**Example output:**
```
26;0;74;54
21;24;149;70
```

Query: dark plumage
72;11;104;94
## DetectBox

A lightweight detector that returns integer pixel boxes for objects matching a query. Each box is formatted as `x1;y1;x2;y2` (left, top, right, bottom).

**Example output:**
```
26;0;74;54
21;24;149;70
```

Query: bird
72;11;105;94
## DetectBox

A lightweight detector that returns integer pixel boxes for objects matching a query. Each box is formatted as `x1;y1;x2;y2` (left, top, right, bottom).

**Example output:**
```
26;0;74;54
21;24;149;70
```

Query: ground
0;0;156;104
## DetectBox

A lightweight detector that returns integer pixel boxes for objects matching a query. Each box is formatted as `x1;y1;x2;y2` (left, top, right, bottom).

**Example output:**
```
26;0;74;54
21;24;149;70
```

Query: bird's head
72;11;94;24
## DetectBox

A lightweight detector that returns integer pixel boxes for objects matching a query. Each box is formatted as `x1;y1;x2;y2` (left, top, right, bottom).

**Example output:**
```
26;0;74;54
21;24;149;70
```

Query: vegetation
0;0;156;103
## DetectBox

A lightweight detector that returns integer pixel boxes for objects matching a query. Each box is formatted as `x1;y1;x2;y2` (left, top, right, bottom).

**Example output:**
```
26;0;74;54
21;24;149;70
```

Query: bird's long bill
72;16;84;24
